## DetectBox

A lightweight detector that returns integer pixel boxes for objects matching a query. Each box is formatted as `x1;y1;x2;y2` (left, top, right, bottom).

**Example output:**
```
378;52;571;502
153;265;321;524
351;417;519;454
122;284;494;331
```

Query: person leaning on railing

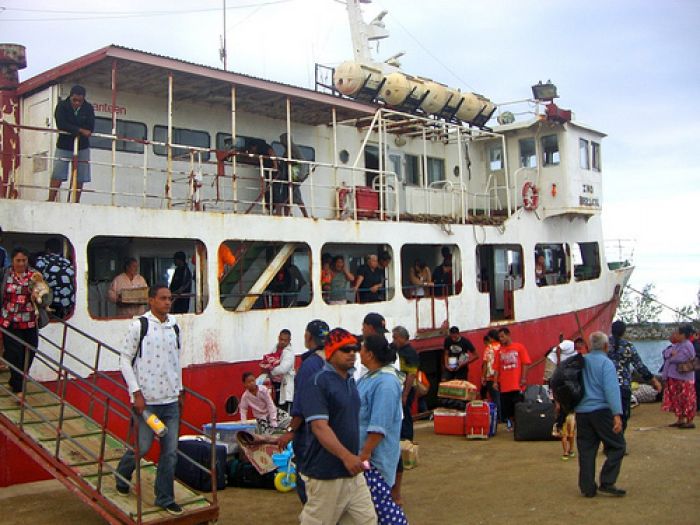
47;85;95;204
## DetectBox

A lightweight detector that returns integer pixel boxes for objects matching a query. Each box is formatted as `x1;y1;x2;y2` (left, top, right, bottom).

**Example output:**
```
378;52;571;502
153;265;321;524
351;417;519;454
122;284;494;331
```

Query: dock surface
2;403;698;524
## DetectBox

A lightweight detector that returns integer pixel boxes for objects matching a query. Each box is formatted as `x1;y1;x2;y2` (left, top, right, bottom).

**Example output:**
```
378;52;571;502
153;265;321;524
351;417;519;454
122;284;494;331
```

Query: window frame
426;156;445;186
488;144;504;172
518;137;537;168
92;117;147;154
152;125;211;161
534;243;570;287
579;138;590;170
591;141;601;171
541;134;560;167
572;242;601;282
404;154;420;186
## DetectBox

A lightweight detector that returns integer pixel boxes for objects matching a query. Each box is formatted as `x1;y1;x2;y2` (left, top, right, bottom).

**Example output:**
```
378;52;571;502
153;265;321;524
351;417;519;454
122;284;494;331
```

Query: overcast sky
2;0;699;319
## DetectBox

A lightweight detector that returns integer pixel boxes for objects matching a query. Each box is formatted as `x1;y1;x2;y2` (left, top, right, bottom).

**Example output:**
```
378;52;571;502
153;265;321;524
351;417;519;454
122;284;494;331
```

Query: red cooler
433;409;467;435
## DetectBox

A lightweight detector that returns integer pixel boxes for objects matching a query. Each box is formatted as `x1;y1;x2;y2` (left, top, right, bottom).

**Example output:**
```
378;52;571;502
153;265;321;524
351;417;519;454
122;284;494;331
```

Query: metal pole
167;72;173;209
231;85;237;213
70;136;79;203
502;134;511;217
457;127;465;223
110;59;118;205
332;107;338;217
222;0;227;70
378;110;384;221
286;97;292;214
142;143;148;207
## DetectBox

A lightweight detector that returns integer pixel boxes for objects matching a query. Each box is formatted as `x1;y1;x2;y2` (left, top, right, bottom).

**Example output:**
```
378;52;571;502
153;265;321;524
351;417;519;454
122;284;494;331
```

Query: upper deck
2;45;605;225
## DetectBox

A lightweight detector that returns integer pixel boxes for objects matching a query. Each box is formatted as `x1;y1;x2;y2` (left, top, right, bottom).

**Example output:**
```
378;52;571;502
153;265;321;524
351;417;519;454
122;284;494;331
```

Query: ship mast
345;0;390;64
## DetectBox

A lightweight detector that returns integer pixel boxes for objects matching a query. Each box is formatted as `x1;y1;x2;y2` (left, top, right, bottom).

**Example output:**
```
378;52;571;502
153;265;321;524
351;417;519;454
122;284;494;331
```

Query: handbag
37;307;50;329
677;357;700;373
414;370;430;397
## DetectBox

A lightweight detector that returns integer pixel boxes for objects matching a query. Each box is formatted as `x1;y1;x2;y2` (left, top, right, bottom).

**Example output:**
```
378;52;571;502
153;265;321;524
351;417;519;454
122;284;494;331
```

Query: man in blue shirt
300;328;376;525
277;319;329;504
575;331;626;498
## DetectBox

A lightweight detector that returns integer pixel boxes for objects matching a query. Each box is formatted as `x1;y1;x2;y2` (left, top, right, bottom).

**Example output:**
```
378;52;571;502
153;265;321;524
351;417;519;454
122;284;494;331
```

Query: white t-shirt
546;340;576;364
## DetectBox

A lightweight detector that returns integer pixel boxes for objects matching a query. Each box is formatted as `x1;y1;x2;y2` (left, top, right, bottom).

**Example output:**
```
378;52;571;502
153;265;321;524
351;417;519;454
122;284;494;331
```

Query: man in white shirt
115;284;184;515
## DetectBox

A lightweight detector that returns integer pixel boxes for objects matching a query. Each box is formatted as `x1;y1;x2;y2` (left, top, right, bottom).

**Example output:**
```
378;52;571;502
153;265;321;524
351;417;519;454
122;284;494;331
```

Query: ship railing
604;238;636;270
0;120;411;221
0;317;218;524
219;286;400;310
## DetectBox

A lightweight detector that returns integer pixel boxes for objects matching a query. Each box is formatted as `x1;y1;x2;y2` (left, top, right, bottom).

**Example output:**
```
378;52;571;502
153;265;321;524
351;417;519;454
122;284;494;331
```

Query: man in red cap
300;328;377;524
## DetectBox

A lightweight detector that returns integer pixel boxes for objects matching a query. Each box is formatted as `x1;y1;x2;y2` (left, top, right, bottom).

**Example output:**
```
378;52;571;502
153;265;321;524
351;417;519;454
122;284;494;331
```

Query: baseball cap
306;319;330;345
324;328;360;360
363;312;388;333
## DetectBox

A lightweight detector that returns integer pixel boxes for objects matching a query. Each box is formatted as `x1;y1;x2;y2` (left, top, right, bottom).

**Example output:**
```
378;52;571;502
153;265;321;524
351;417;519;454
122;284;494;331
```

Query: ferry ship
0;0;631;492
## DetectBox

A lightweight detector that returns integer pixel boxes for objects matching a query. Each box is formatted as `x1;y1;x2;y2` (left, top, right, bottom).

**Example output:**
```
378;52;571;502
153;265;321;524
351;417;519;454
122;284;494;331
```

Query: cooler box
202;420;257;454
437;380;477;401
433;409;466;435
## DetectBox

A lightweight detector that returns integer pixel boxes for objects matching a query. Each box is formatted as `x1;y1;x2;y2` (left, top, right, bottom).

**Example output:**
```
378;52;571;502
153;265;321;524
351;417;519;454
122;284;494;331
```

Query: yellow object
274;472;296;493
144;411;168;437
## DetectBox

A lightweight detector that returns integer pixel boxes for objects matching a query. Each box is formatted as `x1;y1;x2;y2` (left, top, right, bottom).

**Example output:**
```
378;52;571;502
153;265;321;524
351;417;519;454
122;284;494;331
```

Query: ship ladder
0;320;220;525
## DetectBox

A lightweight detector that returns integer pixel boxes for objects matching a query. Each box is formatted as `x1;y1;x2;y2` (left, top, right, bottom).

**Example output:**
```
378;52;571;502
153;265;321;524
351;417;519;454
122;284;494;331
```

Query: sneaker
116;485;129;496
599;485;626;497
163;502;183;515
561;455;569;461
582;491;596;498
568;451;576;458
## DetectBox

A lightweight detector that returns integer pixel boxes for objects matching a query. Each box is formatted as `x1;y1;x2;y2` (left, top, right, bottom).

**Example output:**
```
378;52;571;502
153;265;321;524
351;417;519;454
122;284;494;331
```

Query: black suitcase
176;437;227;492
227;457;276;489
513;400;558;441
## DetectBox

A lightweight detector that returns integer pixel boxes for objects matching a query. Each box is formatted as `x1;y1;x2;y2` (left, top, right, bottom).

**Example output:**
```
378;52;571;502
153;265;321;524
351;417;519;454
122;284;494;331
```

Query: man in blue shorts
48;85;95;203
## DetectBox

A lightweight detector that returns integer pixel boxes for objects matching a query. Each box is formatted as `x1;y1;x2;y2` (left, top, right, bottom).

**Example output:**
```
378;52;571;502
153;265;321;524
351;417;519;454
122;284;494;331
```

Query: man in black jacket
48;85;95;203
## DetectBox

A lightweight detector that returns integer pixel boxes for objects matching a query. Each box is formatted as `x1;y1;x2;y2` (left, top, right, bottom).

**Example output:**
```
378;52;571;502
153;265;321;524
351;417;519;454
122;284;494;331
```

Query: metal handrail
0;317;218;524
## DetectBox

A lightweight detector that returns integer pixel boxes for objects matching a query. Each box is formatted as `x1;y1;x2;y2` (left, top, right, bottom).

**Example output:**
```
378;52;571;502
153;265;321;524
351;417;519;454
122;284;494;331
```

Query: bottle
142;409;168;437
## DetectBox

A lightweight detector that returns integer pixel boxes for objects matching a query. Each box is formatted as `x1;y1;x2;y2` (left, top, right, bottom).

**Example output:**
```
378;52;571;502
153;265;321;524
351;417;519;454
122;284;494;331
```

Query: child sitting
239;372;278;427
560;412;576;460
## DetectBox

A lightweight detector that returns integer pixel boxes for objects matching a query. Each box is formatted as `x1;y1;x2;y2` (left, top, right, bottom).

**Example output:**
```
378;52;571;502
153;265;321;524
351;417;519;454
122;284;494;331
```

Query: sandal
668;422;682;427
678;423;696;429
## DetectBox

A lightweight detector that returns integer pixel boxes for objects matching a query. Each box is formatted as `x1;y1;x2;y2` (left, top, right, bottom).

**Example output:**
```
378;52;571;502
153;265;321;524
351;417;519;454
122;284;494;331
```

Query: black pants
3;326;38;393
575;409;626;496
620;387;632;432
500;391;522;423
400;387;415;441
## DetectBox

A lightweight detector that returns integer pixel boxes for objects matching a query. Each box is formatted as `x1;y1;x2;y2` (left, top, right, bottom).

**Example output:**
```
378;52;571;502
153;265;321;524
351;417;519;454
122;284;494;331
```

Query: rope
624;285;697;322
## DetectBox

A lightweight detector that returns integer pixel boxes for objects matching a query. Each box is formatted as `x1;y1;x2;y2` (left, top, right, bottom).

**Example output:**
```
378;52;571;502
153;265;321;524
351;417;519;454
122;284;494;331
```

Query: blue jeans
51;148;91;183
116;402;180;507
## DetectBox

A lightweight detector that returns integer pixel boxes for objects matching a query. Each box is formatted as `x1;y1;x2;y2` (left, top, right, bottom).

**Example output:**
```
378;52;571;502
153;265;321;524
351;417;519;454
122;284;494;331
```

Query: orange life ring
522;181;539;210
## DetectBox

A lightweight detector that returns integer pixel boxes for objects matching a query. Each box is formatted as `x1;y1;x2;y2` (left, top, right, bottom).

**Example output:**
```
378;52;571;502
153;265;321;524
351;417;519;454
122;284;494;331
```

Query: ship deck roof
17;45;377;126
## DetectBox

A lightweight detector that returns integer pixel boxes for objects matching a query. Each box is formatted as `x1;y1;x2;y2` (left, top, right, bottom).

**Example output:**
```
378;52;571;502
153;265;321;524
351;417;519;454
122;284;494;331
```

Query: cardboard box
120;287;149;304
437;380;477;401
433;408;467;435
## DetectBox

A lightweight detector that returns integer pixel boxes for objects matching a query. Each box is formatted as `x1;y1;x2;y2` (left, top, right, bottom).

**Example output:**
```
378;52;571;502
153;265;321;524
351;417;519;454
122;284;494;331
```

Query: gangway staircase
0;319;220;525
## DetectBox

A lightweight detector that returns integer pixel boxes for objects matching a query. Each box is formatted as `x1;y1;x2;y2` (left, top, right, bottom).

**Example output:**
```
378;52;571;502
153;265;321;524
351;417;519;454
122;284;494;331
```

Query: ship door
477;244;523;322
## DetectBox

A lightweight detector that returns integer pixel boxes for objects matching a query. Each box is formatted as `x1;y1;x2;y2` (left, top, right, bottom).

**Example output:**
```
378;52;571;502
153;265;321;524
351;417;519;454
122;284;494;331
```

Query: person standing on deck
497;327;531;429
48;85;95;203
276;319;330;504
575;331;626;498
115;285;184;515
354;255;384;304
608;320;662;432
34;237;76;320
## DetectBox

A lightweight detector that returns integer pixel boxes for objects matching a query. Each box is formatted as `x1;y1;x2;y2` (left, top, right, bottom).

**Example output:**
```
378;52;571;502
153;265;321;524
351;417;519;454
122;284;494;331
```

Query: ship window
153;126;211;161
0;232;76;322
519;138;536;168
400;244;461;299
271;141;316;162
534;243;570;287
579;139;590;170
92;117;146;153
572;242;601;282
216;133;252;151
320;244;394;304
488;145;503;171
219;241;312;311
541;134;560;166
591;142;601;171
405;154;420;186
426;157;445;185
86;236;208;319
476;244;523;322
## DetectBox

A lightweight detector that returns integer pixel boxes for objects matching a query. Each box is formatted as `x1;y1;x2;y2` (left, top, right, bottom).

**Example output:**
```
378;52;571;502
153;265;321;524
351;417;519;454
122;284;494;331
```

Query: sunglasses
337;345;359;354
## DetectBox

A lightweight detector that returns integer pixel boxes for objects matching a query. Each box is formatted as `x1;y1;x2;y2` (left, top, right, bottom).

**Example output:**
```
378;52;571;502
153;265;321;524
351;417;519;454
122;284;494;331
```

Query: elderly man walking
575;331;626;498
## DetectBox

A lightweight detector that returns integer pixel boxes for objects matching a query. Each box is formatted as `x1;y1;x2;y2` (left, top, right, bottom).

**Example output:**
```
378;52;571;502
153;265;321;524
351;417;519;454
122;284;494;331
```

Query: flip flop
678;423;696;429
668;422;682;427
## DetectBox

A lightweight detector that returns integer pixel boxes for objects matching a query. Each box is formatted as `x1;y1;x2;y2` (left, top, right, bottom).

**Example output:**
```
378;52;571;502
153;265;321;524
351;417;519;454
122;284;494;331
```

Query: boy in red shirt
497;328;531;430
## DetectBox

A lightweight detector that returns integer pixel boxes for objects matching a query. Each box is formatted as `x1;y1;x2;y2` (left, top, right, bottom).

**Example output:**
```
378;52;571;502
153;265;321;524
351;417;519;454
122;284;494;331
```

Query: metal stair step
38;432;127;466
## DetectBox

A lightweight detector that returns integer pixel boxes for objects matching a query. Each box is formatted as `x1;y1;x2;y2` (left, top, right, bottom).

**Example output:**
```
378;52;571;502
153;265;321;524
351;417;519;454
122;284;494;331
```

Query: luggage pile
514;385;558;442
433;401;498;439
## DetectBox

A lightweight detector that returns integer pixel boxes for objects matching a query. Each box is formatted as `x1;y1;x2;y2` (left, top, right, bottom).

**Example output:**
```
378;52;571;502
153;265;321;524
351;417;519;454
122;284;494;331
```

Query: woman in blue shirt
358;334;408;524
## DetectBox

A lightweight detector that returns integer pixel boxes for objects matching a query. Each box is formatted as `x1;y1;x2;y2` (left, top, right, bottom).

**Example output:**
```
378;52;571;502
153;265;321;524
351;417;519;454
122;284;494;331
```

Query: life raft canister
522;181;539;210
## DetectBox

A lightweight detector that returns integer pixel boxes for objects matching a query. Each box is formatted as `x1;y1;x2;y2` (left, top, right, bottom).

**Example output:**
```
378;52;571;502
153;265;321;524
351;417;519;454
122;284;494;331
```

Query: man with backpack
115;284;184;515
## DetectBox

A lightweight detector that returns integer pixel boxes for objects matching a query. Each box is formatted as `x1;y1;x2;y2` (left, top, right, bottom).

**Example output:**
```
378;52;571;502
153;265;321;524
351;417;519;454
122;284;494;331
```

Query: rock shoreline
624;322;699;340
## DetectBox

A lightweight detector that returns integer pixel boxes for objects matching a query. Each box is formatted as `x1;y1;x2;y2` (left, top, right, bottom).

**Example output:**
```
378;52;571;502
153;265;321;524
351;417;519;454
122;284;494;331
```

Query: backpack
549;353;586;415
132;316;180;367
